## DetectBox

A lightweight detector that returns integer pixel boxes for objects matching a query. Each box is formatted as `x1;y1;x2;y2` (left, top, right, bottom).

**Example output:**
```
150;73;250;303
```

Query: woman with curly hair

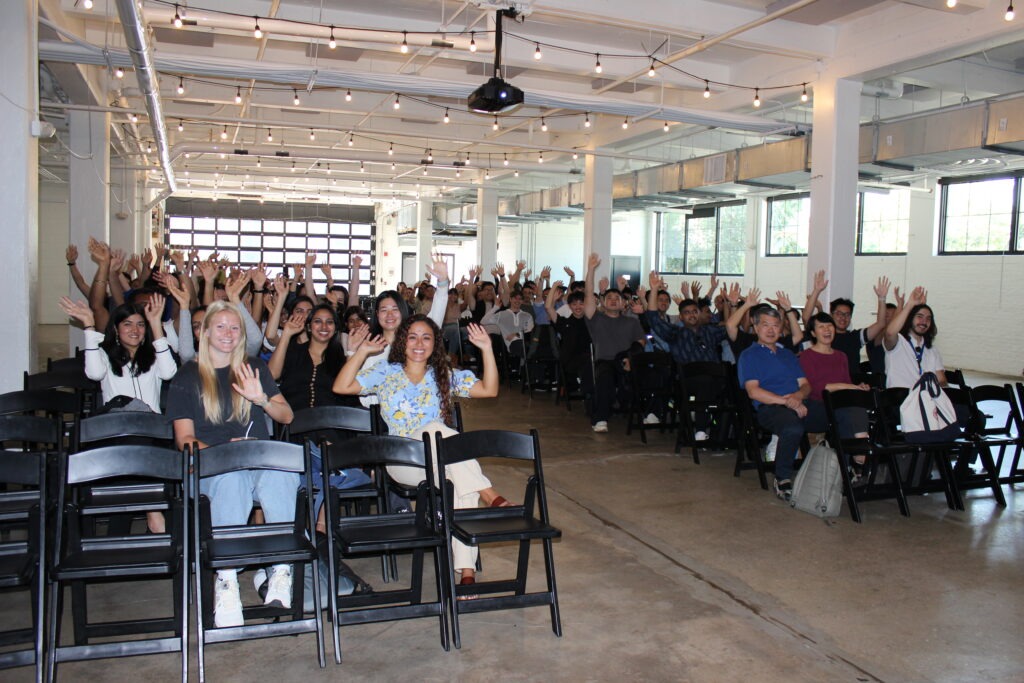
333;313;507;591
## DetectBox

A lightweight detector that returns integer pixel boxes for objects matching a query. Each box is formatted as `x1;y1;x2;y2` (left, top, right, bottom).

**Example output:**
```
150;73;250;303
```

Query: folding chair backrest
0;388;81;418
47;355;85;374
77;411;174;450
0;414;60;448
65;444;186;485
969;384;1019;437
945;368;968;389
323;434;428;472
630;352;675;391
874;387;910;444
285;405;376;446
436;429;538;465
0;450;46;489
196;440;306;478
23;369;99;393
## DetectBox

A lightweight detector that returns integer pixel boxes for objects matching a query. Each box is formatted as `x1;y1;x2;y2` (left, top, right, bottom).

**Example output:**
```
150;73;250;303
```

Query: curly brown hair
388;314;455;426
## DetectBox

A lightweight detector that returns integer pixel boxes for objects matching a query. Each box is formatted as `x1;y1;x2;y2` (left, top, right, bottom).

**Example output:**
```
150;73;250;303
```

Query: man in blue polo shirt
738;307;826;500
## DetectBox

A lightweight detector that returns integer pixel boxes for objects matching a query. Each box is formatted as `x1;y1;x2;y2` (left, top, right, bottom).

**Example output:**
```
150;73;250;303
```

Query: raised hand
66;244;78;265
550;279;564;291
162;274;189;309
347;323;370;352
775;291;793;311
465;323;492;350
319;261;332;278
154;242;166;260
140;247;153;267
873;276;891;299
352;254;363;269
305;250;317;268
281;311;307;338
495;263;505;277
616;275;627;291
709;274;720;295
58;296;95;328
197;258;216;282
908;286;926;306
425;252;449;282
563;265;576;280
523;268;533;281
598;276;609;293
587;253;601;270
143;293;166;327
648;270;660;290
680;281;691;300
690;280;702;300
225;270;251;303
514;260;526;272
272;273;289;298
671;294;683;306
170;249;185;272
540;265;551;280
356;331;387;356
250;263;268;290
746;287;762;305
894;286;904;309
726;282;741;306
812;269;828;293
88;237;110;264
489;265;499;278
110;248;126;273
127;253;141;274
230;363;266;404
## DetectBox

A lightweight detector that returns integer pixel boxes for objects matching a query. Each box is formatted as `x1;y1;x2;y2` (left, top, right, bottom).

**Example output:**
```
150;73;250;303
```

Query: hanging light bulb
622;118;629;129
173;5;183;28
146;140;153;153
388;142;394;155
129;113;138;123
115;66;124;79
464;153;471;165
360;162;365;173
1006;2;1015;20
485;169;491;180
594;54;602;74
348;133;354;146
534;43;542;60
184;166;189;176
946;0;957;7
704;81;711;99
253;17;262;39
572;151;578;160
257;157;262;168
290;161;296;173
538;151;544;163
514;169;519;177
801;84;809;103
234;87;242;104
503;153;509;166
663;122;669;132
176;77;184;95
427;149;433;162
648;61;657;77
345;90;352;102
753;88;761;108
293;89;300;106
400;31;409;54
309;129;315;141
541;117;548;132
456;168;461;178
422;167;428;175
469;32;477;52
177;119;184;132
391;160;396;170
584;112;591;128
83;0;94;8
266;128;273;142
393;94;401;110
220;126;228;140
328;26;337;49
443;108;450;124
493;116;500;131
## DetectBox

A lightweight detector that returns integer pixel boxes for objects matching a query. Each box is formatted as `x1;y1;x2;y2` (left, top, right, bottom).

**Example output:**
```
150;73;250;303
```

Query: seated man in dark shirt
545;282;591;397
725;286;802;360
737;307;826;501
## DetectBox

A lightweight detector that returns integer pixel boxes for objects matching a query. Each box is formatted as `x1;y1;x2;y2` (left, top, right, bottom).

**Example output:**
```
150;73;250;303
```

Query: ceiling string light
234;86;242;104
293;89;300;106
443;108;450;123
220;125;228;140
648;61;657;78
115;66;124;79
621;117;629;129
534;43;542;60
753;88;761;108
400;31;410;53
469;32;477;52
1006;2;1015;20
801;84;809;102
503;153;509;166
173;5;183;28
177;119;184;132
584;112;591;128
594;54;602;74
393;94;401;110
309;129;315;141
266;128;273;142
328;26;336;49
540;117;548;132
176;77;184;95
253;16;262;39
388;142;394;155
493;116;500;130
704;81;711;98
348;133;354;146
345;89;352;102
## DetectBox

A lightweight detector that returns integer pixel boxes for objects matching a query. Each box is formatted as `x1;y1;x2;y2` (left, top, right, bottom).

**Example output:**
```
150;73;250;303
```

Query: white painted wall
38;181;70;325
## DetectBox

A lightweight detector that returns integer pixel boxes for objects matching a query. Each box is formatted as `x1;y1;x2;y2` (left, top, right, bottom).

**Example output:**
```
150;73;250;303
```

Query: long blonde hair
196;301;251;425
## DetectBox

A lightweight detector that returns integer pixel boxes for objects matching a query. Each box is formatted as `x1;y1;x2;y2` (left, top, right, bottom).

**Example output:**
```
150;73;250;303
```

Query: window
164;216;375;295
857;189;911;254
656;203;746;275
766;193;809;256
940;175;1022;254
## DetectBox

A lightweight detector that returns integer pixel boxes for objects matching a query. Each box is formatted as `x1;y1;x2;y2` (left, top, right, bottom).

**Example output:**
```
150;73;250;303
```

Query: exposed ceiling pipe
113;0;175;193
140;6;497;53
168;143;576;174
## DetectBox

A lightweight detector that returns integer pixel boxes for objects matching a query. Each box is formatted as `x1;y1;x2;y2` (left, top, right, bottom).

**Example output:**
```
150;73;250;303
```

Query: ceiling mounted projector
468;9;524;114
469;76;524;113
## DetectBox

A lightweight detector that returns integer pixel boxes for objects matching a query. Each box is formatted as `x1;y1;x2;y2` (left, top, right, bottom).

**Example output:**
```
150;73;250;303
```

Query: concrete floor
9;333;1024;682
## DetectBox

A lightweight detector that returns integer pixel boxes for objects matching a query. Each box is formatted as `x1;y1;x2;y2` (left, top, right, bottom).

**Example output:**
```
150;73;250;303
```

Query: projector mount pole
493;9;516;79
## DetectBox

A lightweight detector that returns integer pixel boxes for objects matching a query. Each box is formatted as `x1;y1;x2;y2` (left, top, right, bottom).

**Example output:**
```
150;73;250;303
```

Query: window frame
938;171;1023;256
856;189;912;256
655;201;746;276
765;192;810;257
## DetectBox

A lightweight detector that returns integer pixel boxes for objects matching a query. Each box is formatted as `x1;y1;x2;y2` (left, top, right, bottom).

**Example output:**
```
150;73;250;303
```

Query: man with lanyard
583;253;647;433
738;307;826;500
882;286;946;388
804;270;892;382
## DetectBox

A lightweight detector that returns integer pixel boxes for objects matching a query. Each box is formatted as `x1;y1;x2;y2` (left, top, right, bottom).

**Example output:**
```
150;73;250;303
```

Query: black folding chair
943;387;1006;508
23;369;100;417
434;429;562;649
46;445;188;683
964;384;1024;486
625;351;676;444
192;440;324;682
0;418;51;683
676;362;738;463
320;434;449;663
823;389;909;522
734;389;773;490
0;389;83;454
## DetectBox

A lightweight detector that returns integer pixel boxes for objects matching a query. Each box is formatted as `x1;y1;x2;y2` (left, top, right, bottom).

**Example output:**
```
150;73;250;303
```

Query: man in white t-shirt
882;286;946;389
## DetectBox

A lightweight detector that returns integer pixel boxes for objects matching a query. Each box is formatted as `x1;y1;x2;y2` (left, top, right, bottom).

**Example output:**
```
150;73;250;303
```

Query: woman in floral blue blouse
334;314;508;591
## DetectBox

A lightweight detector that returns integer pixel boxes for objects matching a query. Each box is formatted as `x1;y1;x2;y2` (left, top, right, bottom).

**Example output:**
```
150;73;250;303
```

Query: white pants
388;422;491;572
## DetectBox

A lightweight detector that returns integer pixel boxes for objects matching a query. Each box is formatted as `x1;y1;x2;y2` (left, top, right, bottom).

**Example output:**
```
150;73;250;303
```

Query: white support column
109;164;139;253
415;200;433;278
0;0;39;383
807;77;862;300
476;187;498;270
583;153;614;280
69;110;111;275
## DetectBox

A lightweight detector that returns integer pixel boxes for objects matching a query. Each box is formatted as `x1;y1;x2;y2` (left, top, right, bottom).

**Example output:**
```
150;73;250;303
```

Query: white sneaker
644;413;660;425
214;573;244;628
592;421;609;433
694;430;709;441
764;434;779;462
264;565;293;609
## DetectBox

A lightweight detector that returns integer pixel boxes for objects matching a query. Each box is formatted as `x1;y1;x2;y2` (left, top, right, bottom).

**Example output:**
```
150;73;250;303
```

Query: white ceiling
35;0;1024;207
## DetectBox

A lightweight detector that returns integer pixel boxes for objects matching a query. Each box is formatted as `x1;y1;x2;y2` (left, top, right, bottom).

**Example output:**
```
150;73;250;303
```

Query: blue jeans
309;442;373;514
755;401;827;482
200;469;300;527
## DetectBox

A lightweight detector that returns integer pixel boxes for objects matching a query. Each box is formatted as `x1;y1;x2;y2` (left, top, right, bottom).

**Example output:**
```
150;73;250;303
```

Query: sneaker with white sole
694;430;709;441
214;573;244;628
774;478;793;501
592;421;609;433
644;413;660;425
264;565;293;609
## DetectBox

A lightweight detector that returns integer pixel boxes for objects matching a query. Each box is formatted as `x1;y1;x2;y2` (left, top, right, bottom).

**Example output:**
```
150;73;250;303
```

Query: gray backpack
790;441;843;518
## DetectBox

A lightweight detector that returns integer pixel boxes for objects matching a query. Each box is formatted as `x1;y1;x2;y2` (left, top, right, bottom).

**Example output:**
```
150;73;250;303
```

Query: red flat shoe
489;496;514;508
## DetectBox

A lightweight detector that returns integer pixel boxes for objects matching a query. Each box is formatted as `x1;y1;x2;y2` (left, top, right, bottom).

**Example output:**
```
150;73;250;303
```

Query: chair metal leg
542;538;562;637
45;581;60;683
